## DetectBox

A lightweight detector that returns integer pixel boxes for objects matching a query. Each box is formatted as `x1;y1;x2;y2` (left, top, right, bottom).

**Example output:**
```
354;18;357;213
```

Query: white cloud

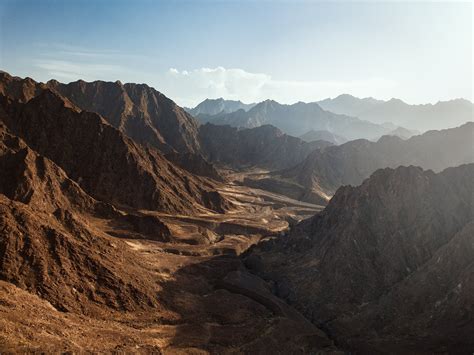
160;66;397;107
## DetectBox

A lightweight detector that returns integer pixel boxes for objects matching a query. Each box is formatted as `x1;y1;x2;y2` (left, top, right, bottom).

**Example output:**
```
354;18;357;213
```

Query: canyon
0;71;473;353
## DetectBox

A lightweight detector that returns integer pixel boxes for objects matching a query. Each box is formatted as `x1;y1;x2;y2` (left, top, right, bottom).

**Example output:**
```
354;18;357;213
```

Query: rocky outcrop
0;90;229;214
252;164;474;352
199;123;332;170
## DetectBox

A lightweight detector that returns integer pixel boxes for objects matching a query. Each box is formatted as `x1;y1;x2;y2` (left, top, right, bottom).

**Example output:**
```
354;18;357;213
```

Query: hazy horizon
0;1;472;107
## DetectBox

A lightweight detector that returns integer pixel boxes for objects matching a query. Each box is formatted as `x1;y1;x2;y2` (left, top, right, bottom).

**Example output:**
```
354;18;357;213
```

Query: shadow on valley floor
153;252;339;354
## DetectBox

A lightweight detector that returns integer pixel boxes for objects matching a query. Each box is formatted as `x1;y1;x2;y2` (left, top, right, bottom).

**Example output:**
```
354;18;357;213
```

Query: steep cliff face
0;91;229;214
199;123;332;170
252;164;474;352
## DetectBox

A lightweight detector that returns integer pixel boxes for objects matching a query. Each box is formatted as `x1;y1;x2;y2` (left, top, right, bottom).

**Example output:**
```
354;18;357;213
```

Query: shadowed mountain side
0;91;229;214
199;123;332;170
153;255;338;353
250;164;474;353
274;122;474;203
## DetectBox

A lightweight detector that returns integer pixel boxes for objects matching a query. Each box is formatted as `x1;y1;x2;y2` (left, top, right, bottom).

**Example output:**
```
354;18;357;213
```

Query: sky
0;0;472;107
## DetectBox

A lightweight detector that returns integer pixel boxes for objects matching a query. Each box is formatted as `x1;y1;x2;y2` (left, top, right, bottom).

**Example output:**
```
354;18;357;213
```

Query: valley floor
0;177;337;353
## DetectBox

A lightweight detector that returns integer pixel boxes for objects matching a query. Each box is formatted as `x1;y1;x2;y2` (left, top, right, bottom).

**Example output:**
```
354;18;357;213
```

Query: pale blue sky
0;0;472;106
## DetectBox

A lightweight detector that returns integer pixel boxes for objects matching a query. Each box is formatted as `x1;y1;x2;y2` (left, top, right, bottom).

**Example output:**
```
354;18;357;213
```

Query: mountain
318;94;474;132
0;71;225;180
201;99;397;140
250;164;474;352
187;98;256;117
0;121;164;314
0;71;201;154
317;94;383;116
278;122;474;203
299;130;347;145
199;123;332;170
0;90;229;214
383;126;418;140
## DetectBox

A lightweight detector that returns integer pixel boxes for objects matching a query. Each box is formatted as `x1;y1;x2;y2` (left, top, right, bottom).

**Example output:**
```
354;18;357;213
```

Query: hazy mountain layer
187;97;256;117
198;99;396;140
299;130;347;145
318;94;474;131
279;122;474;202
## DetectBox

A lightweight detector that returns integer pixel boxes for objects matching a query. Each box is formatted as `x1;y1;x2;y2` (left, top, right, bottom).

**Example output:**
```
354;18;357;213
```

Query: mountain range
190;98;413;141
318;93;474;131
244;122;474;204
186;97;256;117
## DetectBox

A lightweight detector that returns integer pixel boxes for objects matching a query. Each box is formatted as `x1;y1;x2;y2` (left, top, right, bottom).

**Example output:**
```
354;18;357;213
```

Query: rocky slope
0;122;165;314
278;122;474;203
250;164;474;352
199;123;332;170
200;99;398;140
318;94;474;132
0;90;228;214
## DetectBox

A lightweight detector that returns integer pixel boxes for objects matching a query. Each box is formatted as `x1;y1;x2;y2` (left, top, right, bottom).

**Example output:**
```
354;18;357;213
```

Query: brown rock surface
253;164;474;352
0;71;226;180
0;71;200;154
0;90;228;214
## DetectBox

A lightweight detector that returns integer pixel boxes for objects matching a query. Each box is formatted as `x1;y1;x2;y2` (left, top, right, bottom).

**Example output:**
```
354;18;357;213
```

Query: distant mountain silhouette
196;99;401;141
187;98;256;117
318;94;474;132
